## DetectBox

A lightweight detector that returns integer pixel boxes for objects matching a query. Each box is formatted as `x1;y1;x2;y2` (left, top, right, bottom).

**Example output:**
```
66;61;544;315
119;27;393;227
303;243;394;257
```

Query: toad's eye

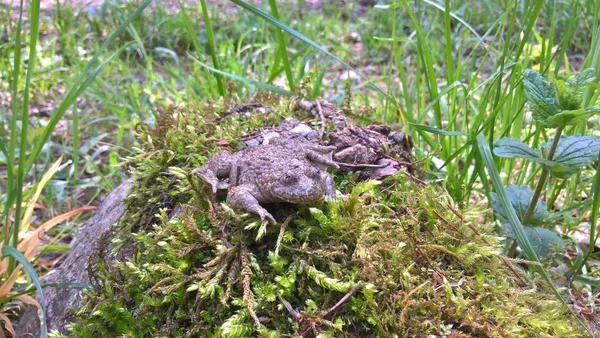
282;171;297;184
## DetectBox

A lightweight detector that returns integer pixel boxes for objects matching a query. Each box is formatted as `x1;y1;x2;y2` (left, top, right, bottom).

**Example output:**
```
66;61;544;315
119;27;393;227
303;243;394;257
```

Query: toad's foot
193;150;237;193
228;185;277;224
193;168;220;193
323;172;336;202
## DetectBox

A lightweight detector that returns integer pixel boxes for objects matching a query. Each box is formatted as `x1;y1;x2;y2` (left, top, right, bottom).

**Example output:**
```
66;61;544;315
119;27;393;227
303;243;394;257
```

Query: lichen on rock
61;96;586;337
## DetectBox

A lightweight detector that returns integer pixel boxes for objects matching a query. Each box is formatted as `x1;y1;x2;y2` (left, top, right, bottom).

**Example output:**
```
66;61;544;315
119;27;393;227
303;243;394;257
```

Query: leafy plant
491;68;600;265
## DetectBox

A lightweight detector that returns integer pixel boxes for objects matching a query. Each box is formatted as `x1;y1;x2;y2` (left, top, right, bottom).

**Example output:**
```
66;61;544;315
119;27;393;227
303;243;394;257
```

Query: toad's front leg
193;150;236;193
228;185;276;224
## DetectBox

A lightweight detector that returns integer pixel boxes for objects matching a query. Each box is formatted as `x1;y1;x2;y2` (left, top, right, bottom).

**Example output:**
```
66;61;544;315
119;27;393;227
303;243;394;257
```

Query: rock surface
16;182;130;336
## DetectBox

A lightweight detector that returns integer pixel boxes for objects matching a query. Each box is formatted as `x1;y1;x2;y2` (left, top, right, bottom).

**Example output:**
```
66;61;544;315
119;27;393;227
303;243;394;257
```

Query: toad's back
230;144;304;187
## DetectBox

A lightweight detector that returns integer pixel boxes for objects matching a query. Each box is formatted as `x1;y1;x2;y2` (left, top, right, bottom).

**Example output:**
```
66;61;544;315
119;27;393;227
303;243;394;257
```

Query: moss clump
65;97;585;337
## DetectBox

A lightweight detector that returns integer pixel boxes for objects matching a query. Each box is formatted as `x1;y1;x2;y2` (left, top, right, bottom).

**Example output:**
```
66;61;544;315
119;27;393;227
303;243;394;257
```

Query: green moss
64;97;586;337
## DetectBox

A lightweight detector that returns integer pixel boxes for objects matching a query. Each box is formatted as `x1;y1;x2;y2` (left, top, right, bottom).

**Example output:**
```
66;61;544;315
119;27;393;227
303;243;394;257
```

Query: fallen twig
336;162;390;168
299;283;362;337
278;294;302;321
317;100;326;138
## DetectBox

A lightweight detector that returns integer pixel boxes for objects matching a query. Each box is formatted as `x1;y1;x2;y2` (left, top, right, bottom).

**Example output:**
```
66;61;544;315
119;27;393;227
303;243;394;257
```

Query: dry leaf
15;295;42;312
0;313;14;337
20;206;97;262
0;206;96;273
22;156;63;232
0;267;22;299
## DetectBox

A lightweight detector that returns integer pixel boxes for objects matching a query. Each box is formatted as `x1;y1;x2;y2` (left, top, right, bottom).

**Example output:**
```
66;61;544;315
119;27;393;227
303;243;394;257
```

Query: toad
193;138;339;223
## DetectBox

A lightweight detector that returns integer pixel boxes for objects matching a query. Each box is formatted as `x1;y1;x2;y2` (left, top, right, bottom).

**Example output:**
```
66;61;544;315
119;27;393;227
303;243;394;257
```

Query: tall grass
1;0;154;332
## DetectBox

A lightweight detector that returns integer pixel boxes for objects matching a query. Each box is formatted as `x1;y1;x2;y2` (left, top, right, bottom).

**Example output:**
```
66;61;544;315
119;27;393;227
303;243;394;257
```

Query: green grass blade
571;151;600;277
11;0;41;273
189;54;295;97
24;0;153;175
6;282;90;303
268;0;294;91
422;0;482;41
417;81;467;124
228;0;407;122
109;2;149;62
3;0;25;247
199;0;226;96
401;1;441;128
409;124;469;137
475;133;592;335
1;42;134;223
2;246;47;337
267;44;310;83
178;0;217;98
71;100;80;180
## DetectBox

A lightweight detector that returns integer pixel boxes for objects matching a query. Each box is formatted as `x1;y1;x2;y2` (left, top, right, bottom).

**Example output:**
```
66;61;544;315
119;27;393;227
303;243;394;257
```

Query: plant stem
268;0;294;91
199;0;226;97
521;125;564;226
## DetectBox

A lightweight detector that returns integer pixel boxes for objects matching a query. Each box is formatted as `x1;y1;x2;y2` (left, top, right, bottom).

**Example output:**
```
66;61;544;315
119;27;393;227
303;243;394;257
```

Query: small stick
278;295;302;321
316;100;326;138
336;162;390;168
320;283;362;319
219;223;231;248
299;283;362;337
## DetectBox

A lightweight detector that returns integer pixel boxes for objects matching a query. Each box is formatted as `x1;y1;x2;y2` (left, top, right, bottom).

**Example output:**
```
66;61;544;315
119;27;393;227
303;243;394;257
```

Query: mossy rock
62;96;586;337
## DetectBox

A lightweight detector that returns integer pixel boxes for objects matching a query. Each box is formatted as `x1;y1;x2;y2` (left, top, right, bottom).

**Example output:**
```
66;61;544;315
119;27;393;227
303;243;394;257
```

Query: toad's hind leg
306;150;340;170
228;185;276;224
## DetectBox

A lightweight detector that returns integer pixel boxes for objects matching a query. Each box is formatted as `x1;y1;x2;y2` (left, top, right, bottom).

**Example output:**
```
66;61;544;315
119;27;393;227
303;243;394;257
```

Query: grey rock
290;123;314;137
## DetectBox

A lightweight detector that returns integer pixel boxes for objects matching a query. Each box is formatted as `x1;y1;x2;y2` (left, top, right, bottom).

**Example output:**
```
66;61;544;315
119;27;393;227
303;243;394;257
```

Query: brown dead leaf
22;156;63;233
19;206;97;262
370;159;399;179
0;206;96;274
0;313;15;337
15;295;42;312
216;140;230;147
0;267;22;299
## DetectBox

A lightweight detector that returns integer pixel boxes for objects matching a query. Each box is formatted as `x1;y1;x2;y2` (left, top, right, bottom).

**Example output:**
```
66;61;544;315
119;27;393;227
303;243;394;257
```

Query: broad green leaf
556;68;596;110
493;137;547;164
476;134;591;335
547;106;600;127
491;184;550;226
541;135;600;178
522;69;560;127
505;226;565;260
